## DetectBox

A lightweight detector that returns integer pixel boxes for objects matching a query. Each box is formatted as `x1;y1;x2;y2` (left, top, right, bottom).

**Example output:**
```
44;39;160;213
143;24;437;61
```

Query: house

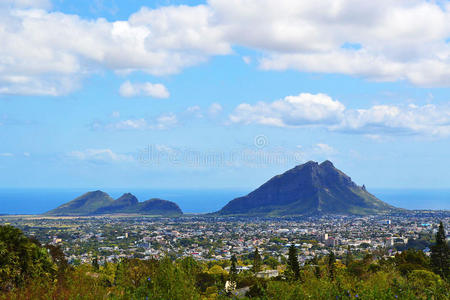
256;270;279;278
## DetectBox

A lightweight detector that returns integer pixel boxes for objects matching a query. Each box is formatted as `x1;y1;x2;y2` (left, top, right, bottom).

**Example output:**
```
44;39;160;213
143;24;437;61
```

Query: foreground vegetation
0;223;448;299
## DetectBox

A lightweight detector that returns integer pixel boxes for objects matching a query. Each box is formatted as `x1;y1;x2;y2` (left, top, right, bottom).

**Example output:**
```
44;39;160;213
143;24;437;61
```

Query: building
256;270;279;278
385;238;394;247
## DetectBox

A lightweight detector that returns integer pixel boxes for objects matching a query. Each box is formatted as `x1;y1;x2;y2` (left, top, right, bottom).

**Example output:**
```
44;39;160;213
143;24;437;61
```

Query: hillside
45;190;114;216
44;191;182;216
218;160;395;216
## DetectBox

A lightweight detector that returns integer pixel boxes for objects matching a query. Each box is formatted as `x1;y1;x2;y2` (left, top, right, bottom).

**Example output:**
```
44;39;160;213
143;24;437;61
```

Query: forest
0;223;448;299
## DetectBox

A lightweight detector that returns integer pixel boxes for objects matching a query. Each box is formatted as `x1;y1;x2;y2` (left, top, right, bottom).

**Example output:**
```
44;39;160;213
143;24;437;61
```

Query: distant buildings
2;211;448;267
256;270;279;278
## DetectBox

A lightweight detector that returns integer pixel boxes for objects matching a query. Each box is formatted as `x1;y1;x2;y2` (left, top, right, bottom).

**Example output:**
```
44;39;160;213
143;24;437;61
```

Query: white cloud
0;0;51;9
335;103;450;136
119;81;170;98
111;118;148;130
183;103;223;119
230;93;345;127
0;4;230;95
185;105;203;118
242;56;251;64
230;93;450;137
208;103;223;116
95;113;179;131
0;153;14;157
314;143;336;155
154;113;178;129
2;0;450;95
211;0;450;86
68;149;133;162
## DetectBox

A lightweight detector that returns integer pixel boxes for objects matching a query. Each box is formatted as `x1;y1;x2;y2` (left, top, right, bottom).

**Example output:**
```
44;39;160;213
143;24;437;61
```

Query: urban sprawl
1;211;448;278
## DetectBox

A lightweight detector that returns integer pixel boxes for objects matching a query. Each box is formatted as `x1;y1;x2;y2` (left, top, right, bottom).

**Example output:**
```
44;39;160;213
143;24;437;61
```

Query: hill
137;198;183;215
218;160;395;216
45;190;114;216
93;193;139;214
44;191;182;216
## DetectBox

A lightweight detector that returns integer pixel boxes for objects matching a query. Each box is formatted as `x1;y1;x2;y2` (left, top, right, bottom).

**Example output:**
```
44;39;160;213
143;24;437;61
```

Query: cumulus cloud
93;113;178;131
242;56;251;64
230;93;345;127
335;103;450;136
0;4;230;95
314;143;336;155
185;105;203;118
0;0;51;9
1;1;450;95
119;81;170;98
183;103;223;119
211;0;450;86
68;148;133;162
208;103;223;116
230;93;450;137
110;118;148;130
0;153;14;157
154;113;178;129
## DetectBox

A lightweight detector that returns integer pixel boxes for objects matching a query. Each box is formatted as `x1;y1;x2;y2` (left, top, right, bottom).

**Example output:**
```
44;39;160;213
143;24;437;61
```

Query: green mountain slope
93;193;139;214
218;160;396;216
44;191;182;216
137;198;183;215
45;190;114;216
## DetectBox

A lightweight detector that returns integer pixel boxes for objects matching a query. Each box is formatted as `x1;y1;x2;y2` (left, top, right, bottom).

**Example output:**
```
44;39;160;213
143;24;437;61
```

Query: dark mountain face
45;191;182;216
138;198;183;215
94;193;139;214
218;160;395;216
115;193;139;206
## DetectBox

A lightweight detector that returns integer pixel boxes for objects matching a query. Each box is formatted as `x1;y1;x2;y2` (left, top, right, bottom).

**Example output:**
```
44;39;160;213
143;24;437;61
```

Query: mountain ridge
217;160;396;216
44;191;182;216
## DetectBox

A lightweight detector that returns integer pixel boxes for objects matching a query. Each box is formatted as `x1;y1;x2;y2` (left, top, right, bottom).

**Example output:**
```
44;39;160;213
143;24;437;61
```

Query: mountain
218;160;395;216
44;191;182;216
45;190;114;216
137;198;183;215
93;193;139;214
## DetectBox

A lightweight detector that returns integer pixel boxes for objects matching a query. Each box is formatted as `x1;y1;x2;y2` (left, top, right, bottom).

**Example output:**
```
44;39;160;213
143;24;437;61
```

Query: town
2;210;448;276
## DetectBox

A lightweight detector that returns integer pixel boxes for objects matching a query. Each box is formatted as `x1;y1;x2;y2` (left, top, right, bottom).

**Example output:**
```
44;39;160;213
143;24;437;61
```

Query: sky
0;0;449;190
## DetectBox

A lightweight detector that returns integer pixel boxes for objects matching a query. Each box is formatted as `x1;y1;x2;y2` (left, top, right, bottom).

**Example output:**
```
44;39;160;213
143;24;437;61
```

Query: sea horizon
1;187;449;215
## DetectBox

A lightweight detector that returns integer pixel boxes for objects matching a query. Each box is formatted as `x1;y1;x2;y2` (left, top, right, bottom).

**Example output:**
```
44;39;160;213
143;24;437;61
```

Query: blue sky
0;0;449;189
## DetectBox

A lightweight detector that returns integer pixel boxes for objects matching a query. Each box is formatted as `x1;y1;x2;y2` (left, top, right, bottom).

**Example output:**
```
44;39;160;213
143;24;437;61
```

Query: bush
0;225;56;291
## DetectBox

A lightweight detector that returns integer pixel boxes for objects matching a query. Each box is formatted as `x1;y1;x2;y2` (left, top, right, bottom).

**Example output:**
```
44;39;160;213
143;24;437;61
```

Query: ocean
0;188;448;215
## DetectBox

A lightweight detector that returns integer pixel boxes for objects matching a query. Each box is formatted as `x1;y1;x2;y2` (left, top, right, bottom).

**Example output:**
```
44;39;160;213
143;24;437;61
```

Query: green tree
264;256;279;269
0;225;55;291
46;244;70;278
148;257;199;300
308;255;321;279
287;244;300;280
92;256;100;270
115;258;158;291
252;248;262;273
179;256;201;276
394;248;430;275
328;251;336;281
430;221;449;279
230;254;238;280
345;245;353;267
408;269;446;298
